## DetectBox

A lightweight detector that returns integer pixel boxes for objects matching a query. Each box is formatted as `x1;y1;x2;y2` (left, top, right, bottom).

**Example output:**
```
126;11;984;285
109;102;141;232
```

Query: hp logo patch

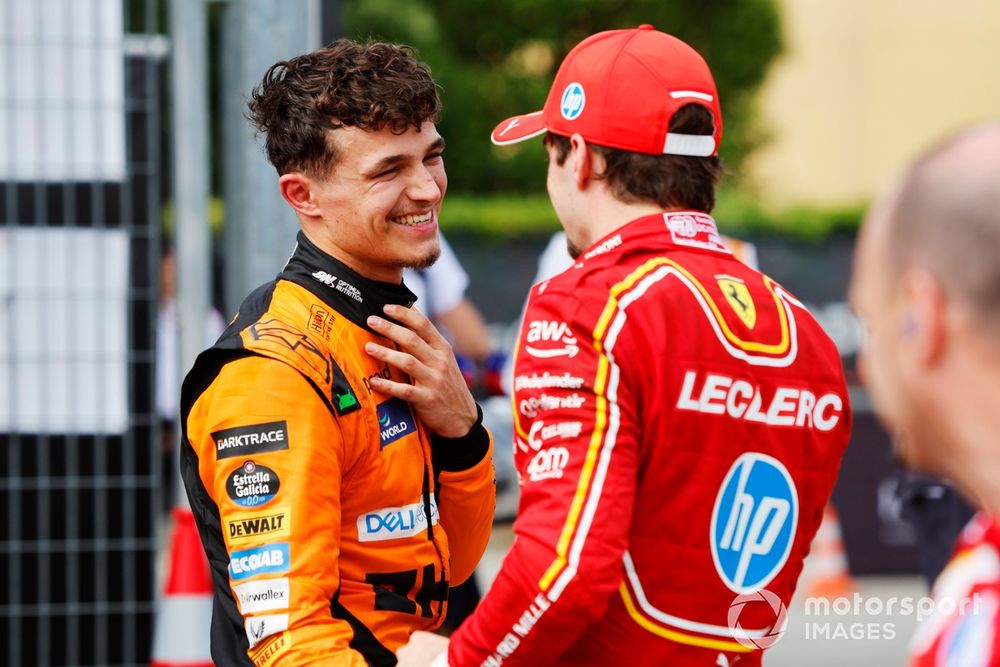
560;82;586;120
710;453;798;593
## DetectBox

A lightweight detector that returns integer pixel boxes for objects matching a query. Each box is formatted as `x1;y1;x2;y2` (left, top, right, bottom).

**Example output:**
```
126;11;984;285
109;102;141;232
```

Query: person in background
155;243;226;511
401;25;851;666
403;235;505;633
404;236;505;396
850;122;1000;666
179;39;495;665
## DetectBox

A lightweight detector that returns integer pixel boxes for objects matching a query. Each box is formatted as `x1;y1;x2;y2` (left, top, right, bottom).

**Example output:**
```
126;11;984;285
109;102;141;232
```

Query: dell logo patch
560;82;585;120
710;453;798;593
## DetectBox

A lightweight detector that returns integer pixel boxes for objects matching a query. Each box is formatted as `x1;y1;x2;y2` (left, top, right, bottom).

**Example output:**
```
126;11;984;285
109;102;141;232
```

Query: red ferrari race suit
181;232;495;666
910;512;1000;667
447;211;851;666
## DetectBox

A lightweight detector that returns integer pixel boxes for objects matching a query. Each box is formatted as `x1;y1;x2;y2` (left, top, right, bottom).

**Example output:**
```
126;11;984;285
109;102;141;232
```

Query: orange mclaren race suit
180;232;495;667
446;212;851;666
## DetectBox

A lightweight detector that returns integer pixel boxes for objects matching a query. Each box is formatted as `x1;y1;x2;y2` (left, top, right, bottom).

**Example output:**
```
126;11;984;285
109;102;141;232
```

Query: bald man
850;122;1000;666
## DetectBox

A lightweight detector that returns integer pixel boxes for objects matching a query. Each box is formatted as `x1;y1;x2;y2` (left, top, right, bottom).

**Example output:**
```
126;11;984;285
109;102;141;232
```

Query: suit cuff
431;404;490;472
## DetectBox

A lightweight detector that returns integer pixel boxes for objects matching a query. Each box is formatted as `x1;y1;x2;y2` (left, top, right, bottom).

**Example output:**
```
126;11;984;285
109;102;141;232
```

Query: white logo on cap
498;118;521;137
560;82;585;120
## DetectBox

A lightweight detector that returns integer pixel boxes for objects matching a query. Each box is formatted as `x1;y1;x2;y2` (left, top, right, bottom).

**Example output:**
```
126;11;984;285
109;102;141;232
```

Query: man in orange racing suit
180;40;495;667
400;26;850;667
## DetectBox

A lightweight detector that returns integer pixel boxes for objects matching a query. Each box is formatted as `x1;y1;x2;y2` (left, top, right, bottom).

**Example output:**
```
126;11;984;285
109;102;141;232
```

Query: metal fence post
221;0;320;314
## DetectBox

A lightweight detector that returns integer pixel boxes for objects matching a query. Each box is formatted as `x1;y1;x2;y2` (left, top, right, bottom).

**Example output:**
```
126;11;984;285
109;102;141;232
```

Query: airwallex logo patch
376;397;416;448
227;460;280;508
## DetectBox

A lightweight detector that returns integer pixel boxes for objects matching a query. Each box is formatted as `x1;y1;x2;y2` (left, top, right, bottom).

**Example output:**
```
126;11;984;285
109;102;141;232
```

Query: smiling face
287;121;447;283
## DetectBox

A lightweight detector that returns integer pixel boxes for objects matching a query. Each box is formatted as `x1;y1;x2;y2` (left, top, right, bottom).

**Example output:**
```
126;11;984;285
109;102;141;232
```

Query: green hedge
441;191;866;243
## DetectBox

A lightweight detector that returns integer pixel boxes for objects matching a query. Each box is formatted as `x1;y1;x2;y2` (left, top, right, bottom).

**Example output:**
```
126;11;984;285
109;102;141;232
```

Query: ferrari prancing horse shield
717;276;756;329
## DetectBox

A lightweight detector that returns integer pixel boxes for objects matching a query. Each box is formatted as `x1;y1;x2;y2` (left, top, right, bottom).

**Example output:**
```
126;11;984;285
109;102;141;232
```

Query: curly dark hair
246;39;441;176
545;105;723;212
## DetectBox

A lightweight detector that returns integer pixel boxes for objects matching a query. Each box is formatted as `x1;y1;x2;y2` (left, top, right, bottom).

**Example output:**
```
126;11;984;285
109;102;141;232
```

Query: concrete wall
748;0;1000;208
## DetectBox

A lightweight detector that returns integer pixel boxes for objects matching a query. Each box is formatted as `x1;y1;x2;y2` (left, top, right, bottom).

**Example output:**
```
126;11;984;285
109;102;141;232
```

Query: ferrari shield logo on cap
718;276;756;329
560;82;585;120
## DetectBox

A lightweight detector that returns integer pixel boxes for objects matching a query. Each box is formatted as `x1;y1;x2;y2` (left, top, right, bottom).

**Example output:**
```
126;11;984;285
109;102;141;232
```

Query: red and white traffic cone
803;505;855;599
150;506;214;667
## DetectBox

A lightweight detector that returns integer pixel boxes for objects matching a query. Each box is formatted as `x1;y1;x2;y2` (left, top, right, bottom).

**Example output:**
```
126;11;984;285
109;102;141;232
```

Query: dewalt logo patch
226;507;290;546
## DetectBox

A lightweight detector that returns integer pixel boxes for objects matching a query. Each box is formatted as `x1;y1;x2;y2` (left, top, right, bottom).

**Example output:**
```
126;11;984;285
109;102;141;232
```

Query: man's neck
574;196;677;251
930;343;1000;517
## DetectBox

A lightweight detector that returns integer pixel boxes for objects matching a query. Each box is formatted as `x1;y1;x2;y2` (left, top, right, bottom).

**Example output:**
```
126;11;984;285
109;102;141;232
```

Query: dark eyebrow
363;137;446;178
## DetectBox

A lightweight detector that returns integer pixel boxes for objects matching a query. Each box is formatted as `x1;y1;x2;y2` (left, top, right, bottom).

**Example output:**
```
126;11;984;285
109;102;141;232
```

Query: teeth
392;211;433;226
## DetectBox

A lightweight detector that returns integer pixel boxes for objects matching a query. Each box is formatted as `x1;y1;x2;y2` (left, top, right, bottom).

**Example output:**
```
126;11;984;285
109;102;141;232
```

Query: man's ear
568;133;594;190
899;268;946;365
279;172;319;217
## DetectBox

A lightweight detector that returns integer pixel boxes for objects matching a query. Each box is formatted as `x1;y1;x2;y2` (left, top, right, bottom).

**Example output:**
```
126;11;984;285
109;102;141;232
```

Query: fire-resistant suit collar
280;231;418;332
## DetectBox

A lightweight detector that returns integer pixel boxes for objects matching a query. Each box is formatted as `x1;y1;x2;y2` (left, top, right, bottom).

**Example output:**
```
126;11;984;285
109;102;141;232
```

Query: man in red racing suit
399;25;851;667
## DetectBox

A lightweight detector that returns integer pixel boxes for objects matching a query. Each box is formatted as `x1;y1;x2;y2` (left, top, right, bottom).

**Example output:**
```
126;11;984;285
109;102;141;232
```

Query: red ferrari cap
491;25;722;157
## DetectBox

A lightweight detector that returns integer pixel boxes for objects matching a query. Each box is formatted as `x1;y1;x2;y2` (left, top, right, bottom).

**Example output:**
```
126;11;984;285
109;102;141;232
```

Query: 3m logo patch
718;276;756;329
213;421;289;459
229;543;290;581
226;508;290;546
376;397;416;448
227;461;280;508
358;499;439;542
245;613;289;649
233;577;290;614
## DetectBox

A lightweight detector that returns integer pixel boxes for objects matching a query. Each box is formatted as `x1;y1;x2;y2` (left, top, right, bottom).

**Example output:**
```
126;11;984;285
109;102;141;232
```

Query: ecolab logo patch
357;498;440;542
233;577;290;614
228;543;290;581
213;421;289;459
376;397;416;448
226;508;290;546
226;461;280;508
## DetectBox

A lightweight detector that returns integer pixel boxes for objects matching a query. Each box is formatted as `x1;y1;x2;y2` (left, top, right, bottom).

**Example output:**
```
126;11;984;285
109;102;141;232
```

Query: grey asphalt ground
477;523;925;666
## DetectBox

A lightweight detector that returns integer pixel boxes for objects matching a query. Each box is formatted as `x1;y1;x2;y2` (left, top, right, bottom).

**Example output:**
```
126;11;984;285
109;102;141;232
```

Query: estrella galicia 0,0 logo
226;460;280;508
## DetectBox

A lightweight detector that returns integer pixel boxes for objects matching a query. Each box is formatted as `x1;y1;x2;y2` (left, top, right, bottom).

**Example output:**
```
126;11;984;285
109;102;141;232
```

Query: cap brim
491;111;546;146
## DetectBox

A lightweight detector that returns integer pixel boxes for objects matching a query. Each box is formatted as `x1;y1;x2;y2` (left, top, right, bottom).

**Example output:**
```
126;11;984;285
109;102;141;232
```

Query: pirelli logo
226;507;290;546
213;421;289;459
